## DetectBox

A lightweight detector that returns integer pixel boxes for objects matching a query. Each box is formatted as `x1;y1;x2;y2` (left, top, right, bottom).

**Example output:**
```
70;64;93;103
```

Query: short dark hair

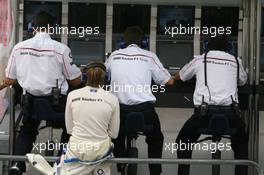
208;35;230;52
124;26;143;46
35;11;55;28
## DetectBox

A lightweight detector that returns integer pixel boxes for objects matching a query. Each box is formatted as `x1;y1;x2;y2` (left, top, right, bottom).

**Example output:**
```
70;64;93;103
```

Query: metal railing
0;155;263;175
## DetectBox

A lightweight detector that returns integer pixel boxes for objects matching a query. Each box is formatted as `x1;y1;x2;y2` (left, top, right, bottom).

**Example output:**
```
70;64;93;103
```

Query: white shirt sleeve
105;56;111;72
150;53;171;85
179;58;198;82
65;93;74;135
5;47;17;79
108;97;120;139
238;58;247;86
62;46;81;80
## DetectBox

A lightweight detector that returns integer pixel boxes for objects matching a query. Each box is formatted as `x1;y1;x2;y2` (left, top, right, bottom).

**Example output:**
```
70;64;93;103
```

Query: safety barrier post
9;86;15;155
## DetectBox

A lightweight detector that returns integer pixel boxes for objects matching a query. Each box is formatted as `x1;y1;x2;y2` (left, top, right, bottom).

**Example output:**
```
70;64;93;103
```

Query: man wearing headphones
174;35;248;175
105;26;174;175
1;12;81;175
27;61;119;175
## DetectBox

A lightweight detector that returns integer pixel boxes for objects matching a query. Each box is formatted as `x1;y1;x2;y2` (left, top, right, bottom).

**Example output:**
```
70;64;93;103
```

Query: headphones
81;62;108;85
203;39;209;53
86;62;106;71
119;36;149;49
202;38;235;56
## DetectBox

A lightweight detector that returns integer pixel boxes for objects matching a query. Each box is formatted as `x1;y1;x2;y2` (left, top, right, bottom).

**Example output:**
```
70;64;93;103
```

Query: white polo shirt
65;86;120;141
5;32;81;96
179;50;247;106
105;44;171;105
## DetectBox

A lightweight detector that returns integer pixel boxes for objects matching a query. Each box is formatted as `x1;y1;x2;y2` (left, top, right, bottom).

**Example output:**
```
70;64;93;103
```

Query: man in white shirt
1;12;81;175
27;61;119;175
105;26;174;175
174;36;248;175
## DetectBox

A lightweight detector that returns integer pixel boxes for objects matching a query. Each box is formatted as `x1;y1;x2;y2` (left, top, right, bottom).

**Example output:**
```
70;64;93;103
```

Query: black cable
204;52;212;102
233;49;239;101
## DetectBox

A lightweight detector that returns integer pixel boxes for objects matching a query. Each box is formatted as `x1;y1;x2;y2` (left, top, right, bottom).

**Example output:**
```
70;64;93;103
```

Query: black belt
207;105;233;110
195;105;234;114
120;102;154;111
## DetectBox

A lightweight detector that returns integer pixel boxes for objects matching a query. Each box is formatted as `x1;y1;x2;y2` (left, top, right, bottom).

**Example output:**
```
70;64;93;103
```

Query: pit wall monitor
113;4;151;34
68;3;106;33
201;7;239;36
157;5;195;35
24;1;62;32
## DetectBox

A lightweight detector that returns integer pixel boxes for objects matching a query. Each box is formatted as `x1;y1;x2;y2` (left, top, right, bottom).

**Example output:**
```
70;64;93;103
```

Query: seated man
105;26;174;175
174;35;248;175
27;61;120;175
0;11;81;175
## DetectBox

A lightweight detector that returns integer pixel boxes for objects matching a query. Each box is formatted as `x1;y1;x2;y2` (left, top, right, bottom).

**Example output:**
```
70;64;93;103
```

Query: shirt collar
127;44;140;48
34;32;51;39
207;50;232;57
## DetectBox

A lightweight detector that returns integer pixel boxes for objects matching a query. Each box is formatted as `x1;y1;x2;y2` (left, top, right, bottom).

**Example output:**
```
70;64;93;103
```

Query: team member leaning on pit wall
0;11;82;175
174;35;248;175
27;61;120;175
105;26;175;175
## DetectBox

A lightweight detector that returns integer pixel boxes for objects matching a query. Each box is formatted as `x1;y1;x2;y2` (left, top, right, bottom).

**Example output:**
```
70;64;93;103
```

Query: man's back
6;32;80;96
180;50;247;105
106;44;171;105
66;86;119;141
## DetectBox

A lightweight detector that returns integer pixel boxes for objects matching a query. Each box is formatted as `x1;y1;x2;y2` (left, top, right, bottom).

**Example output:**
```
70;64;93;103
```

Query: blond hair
86;61;106;88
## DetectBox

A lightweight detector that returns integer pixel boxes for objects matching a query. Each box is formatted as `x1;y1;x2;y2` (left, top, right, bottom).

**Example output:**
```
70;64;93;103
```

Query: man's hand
173;72;181;82
0;78;16;91
165;76;175;86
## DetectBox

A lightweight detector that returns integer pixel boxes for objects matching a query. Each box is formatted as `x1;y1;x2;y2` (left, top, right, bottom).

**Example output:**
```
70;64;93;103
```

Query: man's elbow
238;76;248;86
67;129;73;135
109;130;119;139
239;80;247;87
111;134;118;139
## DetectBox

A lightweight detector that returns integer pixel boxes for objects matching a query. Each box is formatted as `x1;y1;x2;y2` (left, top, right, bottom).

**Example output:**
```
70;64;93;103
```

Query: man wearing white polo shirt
106;26;175;175
1;12;81;175
174;36;248;175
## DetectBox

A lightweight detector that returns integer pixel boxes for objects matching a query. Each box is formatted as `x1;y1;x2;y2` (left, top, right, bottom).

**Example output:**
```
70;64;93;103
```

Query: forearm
0;83;7;91
173;72;181;81
68;76;82;88
0;78;16;91
165;76;175;86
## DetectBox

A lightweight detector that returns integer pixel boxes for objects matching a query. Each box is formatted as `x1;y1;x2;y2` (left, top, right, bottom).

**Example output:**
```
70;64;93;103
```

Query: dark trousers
113;102;164;175
176;107;248;175
14;95;70;172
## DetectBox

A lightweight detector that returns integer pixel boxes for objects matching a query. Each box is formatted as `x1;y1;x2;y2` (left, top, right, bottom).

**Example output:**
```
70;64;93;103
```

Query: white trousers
56;150;111;175
27;137;113;175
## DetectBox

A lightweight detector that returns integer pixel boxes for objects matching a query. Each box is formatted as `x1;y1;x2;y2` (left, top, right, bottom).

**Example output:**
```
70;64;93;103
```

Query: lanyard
203;52;240;102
